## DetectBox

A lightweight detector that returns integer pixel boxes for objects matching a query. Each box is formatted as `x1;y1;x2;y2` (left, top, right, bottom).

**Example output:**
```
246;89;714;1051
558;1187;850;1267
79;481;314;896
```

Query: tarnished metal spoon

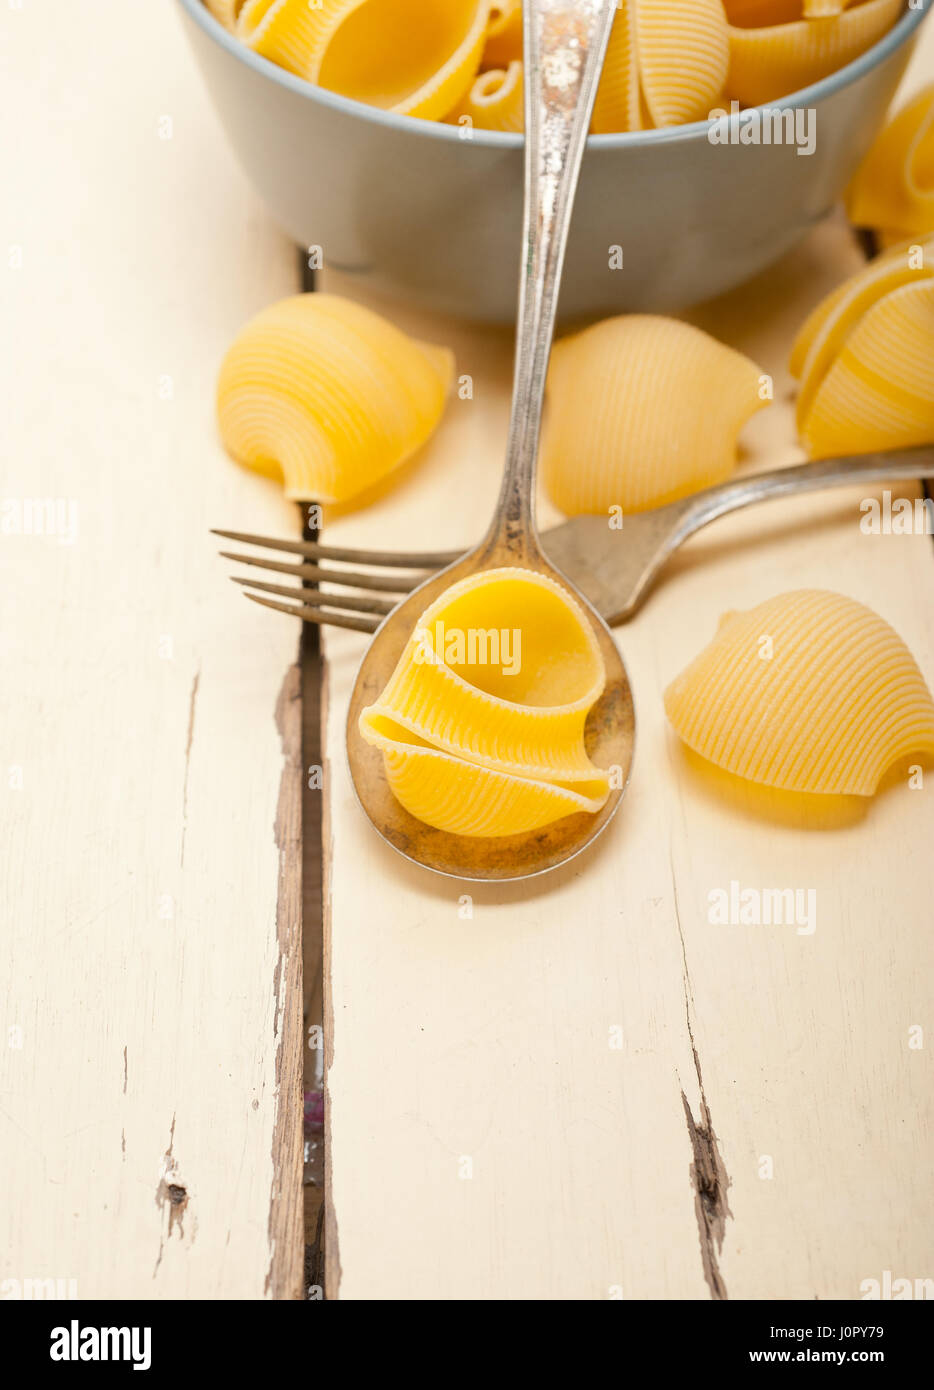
347;0;634;880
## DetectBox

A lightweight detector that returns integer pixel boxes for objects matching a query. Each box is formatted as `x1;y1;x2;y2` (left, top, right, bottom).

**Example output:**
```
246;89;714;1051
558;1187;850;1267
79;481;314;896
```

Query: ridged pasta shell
361;568;607;784
360;567;611;836
792;242;934;430
238;0;490;120
369;725;610;838
452;60;525;132
788;235;927;377
636;0;730;127
800;279;934;457
542;315;767;515
217;293;453;503
726;0;902;107
592;0;643;134
592;0;729;132
664;589;934;795
846;84;934;242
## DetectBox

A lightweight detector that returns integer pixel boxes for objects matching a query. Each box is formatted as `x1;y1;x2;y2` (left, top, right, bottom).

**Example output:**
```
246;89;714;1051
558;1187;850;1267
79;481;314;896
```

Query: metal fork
215;446;934;632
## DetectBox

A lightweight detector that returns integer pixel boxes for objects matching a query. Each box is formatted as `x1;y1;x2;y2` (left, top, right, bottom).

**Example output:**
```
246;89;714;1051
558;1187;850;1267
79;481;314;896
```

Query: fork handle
678;445;934;536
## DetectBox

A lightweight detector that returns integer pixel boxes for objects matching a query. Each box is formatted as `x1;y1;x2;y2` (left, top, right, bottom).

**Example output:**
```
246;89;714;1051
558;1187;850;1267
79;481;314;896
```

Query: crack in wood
153;1113;192;1276
671;848;732;1300
680;1077;731;1301
179;668;201;868
265;662;305;1299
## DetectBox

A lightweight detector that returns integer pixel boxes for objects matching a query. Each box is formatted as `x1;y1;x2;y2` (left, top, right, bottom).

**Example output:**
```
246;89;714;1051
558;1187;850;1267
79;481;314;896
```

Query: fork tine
212;527;459;569
241;590;379;633
231;575;395;616
218;549;422;593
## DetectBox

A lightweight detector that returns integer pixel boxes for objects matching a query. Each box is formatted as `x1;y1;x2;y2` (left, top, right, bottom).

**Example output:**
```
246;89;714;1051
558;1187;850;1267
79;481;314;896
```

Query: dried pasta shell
361;568;607;785
217;293;453;503
636;0;730;127
788;235;927;376
237;0;328;76
665;589;934;795
799;279;934;457
238;0;490;120
792;240;934;429
592;0;643;134
846;84;934;241
360;567;611;837
542;315;767;515
726;0;902;107
453;60;525;132
368;723;610;838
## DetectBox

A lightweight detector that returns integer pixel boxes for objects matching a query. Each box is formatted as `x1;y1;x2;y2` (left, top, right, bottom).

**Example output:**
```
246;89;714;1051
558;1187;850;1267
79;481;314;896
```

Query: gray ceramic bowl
177;0;930;322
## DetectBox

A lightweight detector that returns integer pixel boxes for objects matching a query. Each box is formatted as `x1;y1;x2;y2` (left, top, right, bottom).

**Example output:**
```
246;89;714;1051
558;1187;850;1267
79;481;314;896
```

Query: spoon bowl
346;540;635;882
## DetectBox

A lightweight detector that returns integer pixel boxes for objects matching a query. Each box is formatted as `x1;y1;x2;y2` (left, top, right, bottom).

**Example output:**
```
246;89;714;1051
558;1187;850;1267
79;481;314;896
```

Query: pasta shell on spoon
359;568;612;837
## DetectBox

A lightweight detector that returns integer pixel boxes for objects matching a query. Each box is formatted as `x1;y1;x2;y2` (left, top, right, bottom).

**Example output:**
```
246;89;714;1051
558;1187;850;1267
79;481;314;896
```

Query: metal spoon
346;0;634;881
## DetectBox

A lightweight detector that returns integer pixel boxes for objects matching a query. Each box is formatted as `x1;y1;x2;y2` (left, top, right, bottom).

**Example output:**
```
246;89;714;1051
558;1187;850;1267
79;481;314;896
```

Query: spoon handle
488;0;618;555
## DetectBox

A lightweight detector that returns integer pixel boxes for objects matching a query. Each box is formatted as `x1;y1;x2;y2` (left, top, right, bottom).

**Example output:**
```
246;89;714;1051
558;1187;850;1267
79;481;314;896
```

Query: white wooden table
1;0;931;1301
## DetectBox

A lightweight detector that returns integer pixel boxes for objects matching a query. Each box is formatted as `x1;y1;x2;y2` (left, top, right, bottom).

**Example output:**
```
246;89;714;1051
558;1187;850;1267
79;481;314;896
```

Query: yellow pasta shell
592;0;643;134
799;279;934;457
361;568;607;783
367;722;609;838
636;0;730;127
216;293;453;503
237;0;328;76
846;84;934;241
238;0;491;120
665;589;934;795
453;60;525;132
726;0;902;107
792;242;934;428
542;315;767;515
788;235;928;377
360;567;611;836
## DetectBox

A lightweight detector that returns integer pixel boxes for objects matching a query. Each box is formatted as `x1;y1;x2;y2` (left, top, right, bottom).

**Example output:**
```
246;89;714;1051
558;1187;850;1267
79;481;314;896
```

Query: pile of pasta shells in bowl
204;0;906;132
183;0;931;317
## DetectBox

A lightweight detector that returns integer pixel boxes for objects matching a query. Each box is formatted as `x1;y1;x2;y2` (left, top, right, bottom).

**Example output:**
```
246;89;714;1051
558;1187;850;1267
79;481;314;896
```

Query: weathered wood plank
0;0;303;1299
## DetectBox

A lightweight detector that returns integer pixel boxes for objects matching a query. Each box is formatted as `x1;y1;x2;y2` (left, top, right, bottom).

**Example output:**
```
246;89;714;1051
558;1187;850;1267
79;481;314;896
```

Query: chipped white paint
321;37;934;1298
0;0;302;1297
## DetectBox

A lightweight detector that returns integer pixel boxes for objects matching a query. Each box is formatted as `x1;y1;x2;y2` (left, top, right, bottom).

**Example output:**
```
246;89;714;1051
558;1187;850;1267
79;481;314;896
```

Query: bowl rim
177;0;930;149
